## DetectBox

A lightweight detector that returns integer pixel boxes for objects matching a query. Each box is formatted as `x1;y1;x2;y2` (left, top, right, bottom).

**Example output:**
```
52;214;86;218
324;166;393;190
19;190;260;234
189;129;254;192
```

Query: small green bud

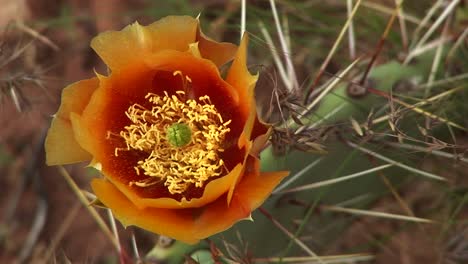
166;123;192;147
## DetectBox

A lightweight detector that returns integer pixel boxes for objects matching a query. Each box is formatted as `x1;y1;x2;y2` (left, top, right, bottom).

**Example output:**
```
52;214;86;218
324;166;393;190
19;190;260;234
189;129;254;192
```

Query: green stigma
166;123;192;147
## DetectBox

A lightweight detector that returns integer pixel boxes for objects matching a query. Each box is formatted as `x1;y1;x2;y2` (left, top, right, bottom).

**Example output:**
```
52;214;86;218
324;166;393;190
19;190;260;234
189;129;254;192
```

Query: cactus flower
45;16;288;244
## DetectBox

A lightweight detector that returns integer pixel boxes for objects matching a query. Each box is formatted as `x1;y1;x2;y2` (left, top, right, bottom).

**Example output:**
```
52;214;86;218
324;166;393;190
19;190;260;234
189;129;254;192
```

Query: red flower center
114;84;231;194
101;69;246;201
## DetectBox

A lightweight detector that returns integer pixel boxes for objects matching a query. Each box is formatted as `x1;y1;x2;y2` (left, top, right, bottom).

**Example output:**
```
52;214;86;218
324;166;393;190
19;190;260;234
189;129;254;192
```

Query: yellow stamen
116;89;231;195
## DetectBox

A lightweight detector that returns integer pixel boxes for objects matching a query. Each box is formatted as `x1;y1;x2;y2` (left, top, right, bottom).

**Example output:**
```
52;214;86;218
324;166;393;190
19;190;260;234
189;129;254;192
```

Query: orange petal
225;33;257;122
226;139;251;205
91;16;198;71
250;127;272;157
91;178;200;244
45;117;91;165
194;163;289;239
55;78;100;120
110;163;244;209
225;34;264;204
91;159;288;243
232;165;289;213
45;78;99;165
141;50;239;103
196;25;237;67
226;118;270;203
69;112;101;162
68;77;111;161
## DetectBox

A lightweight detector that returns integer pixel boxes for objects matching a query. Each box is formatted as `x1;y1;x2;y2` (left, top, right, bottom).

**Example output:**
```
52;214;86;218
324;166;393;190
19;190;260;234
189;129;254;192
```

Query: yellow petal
45;117;91;165
91;16;198;71
109;163;244;209
69;112;98;159
142;50;239;102
225;34;261;204
227;119;270;204
91;158;288;244
54;78;100;120
225;33;258;121
45;78;99;165
196;26;237;67
92;178;200;245
187;42;202;58
194;164;289;239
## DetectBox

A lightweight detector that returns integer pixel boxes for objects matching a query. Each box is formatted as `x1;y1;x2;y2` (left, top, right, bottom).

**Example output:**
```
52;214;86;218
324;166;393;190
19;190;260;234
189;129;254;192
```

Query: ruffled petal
250;127;271;157
226;117;270;204
109;163;244;209
193;158;289;239
225;34;266;204
45;117;92;165
91;178;200;244
68;76;115;161
225;34;257;123
69;112;102;162
91;16;198;71
143;50;239;103
92;157;288;244
45;78;99;165
196;26;237;67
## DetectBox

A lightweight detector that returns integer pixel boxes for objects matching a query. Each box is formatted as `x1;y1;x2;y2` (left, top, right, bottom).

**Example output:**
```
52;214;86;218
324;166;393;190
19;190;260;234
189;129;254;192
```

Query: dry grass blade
418;73;468;89
273;157;324;194
413;85;467;107
405;36;452;63
303;58;360;120
368;87;467;131
282;14;292;60
362;1;421;24
258;21;291;88
369;85;467;126
346;0;356;59
240;0;246;40
359;1;400;85
394;0;408;50
350;116;364;136
15;21;59;51
412;0;444;43
378;173;417;222
281;14;296;89
369;156;424;229
9;84;22;112
446;27;468;63
0;40;33;68
297;104;346;134
254;253;374;263
347;141;447;181
268;0;298;91
279;164;394;194
57;166;120;251
41;202;81;264
321;205;434;223
410;0;444;48
306;0;362;98
130;230;140;260
412;0;460;51
384;141;468;164
424;17;450;98
107;209;121;253
258;208;325;263
18;183;47;263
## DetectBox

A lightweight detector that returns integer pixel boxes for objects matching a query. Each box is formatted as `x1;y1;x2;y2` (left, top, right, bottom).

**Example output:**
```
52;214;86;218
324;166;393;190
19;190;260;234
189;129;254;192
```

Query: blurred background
1;0;467;263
